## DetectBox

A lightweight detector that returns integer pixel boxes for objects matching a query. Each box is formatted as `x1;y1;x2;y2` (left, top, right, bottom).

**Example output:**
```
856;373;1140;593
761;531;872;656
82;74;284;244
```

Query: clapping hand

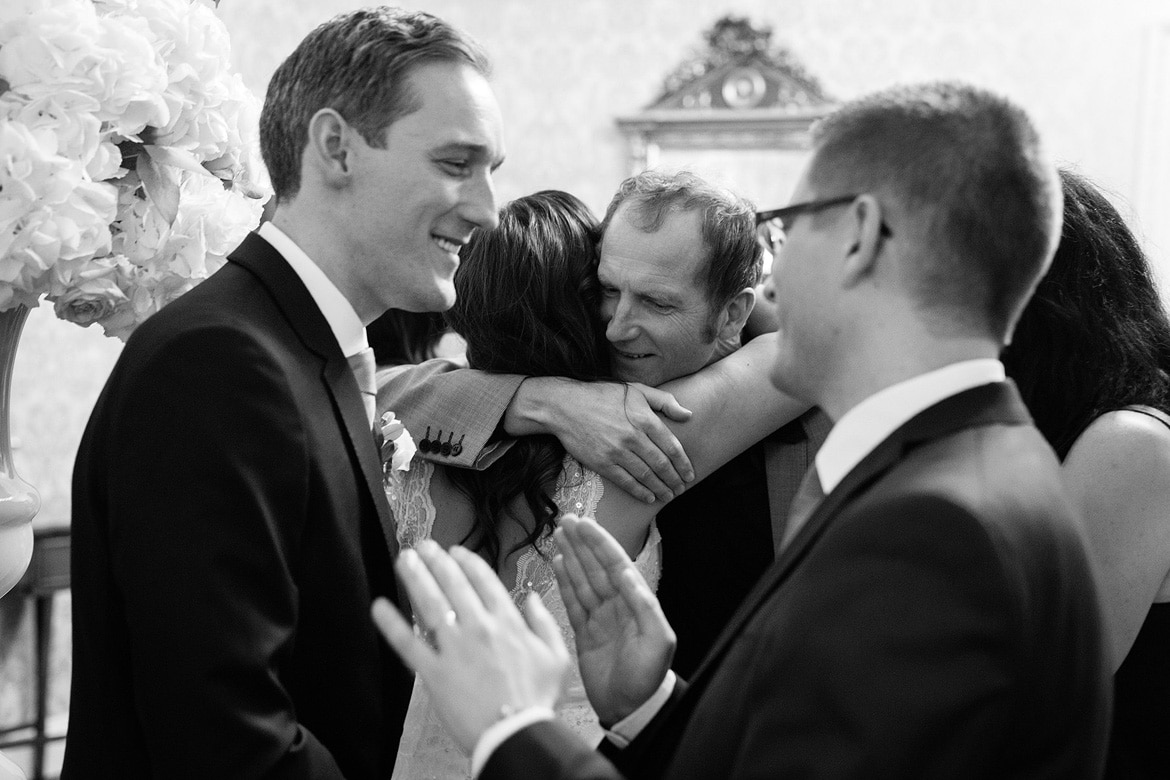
553;515;676;725
371;540;570;754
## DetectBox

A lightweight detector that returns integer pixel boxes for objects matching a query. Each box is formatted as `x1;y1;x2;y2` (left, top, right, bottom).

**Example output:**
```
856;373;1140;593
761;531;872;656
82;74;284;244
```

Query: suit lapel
686;382;1032;687
228;233;398;558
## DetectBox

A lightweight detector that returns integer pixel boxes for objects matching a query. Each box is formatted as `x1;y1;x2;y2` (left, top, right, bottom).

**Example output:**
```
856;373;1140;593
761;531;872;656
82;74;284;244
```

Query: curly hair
1002;168;1170;458
443;190;609;564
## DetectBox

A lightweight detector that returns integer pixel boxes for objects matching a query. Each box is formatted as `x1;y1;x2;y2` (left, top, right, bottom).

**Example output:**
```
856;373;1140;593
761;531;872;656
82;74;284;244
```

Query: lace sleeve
384;459;437;550
509;456;604;604
555;456;606;519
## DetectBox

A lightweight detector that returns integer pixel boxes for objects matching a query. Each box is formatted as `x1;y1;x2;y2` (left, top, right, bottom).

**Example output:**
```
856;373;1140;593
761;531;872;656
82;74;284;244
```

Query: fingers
561;516;627;603
639;424;694;488
636;384;693;422
623;388;694;489
553;520;603;613
616;566;674;645
396;547;459;635
448;545;516;615
571;515;640;577
607;458;671;505
552;552;589;634
523;591;568;659
371;597;432;673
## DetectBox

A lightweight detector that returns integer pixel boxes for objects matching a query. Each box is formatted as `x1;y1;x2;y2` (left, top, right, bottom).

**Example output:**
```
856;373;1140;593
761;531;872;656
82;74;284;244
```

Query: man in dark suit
377;171;831;677
373;81;1112;778
63;9;504;777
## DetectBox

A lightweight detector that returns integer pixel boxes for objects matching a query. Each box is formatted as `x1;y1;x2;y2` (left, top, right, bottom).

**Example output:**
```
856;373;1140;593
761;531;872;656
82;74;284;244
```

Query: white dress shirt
473;359;1009;775
813;358;1006;495
258;222;367;356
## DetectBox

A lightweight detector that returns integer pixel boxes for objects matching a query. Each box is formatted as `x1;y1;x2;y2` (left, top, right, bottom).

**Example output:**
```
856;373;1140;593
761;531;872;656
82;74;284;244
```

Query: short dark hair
600;170;762;327
444;190;608;564
259;7;490;202
808;82;1061;341
1003;168;1170;458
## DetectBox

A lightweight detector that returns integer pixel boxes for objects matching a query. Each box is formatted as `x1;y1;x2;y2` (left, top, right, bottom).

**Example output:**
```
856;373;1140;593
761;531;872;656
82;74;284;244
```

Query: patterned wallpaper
1;0;1167;765
216;0;1164;223
10;0;1165;524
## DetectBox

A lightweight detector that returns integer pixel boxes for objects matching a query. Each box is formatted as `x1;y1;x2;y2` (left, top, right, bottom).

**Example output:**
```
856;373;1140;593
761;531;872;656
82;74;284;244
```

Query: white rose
0;120;112;307
50;255;128;326
0;0;63;42
86;139;124;181
125;0;234;159
0;2;169;137
0;118;80;225
172;169;262;265
110;178;170;266
380;412;418;472
51;178;118;263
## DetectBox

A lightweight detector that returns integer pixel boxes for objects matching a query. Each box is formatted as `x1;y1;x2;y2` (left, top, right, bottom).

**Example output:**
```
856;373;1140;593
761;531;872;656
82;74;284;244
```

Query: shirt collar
258;222;367;357
815;359;1006;493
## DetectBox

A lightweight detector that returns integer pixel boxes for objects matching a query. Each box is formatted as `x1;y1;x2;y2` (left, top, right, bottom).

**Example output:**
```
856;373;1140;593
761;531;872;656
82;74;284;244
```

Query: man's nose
604;297;638;342
460;171;498;230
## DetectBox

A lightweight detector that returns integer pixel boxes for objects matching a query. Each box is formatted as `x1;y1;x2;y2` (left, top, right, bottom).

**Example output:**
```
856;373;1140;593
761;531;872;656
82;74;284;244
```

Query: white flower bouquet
0;0;268;339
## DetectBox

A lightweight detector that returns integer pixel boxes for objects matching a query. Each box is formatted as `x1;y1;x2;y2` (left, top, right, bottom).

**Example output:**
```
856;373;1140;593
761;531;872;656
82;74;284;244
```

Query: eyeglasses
755;195;893;238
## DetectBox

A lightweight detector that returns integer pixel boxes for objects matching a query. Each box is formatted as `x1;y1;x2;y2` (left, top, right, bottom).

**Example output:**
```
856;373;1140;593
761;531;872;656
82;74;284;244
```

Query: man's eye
600;286;618;297
650;300;674;313
438;160;470;176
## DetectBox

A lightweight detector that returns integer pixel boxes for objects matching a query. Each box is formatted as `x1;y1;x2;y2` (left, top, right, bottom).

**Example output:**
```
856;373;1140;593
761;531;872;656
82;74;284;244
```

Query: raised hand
553;515;676;725
506;377;695;503
371;540;570;754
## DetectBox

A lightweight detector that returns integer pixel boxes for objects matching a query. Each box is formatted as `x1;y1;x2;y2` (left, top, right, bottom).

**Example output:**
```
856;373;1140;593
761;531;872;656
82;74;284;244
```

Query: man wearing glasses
376;82;1111;779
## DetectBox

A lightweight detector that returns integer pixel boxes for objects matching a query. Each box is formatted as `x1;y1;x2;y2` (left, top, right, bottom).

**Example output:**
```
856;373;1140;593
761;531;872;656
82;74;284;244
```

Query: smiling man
377;170;831;677
373;80;1111;780
596;173;755;387
65;8;503;779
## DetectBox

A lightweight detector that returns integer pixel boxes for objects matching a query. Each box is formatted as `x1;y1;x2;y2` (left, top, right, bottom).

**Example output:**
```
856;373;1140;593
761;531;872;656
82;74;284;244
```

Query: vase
0;305;41;598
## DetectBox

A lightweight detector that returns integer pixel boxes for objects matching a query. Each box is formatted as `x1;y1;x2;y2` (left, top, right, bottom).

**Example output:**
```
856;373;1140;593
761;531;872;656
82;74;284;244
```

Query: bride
385;190;804;778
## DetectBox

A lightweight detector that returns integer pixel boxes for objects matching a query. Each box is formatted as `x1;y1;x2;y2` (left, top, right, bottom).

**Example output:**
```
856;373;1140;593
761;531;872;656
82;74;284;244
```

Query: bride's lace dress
386;457;662;779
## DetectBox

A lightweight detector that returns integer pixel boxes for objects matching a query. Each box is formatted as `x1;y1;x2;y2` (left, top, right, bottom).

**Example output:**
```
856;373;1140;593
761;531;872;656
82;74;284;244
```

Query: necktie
780;463;825;551
347;348;378;430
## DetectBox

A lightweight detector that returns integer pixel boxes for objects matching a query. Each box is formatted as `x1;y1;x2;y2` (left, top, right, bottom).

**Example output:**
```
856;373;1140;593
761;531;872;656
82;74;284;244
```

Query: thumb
637;385;692;422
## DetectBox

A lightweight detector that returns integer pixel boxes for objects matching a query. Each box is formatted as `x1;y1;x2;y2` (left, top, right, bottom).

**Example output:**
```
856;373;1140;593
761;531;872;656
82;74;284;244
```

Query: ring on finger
442;609;457;627
414;622;437;649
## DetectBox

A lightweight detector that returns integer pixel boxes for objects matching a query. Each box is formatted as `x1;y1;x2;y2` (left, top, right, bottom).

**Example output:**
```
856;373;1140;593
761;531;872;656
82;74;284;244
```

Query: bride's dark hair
443;190;610;564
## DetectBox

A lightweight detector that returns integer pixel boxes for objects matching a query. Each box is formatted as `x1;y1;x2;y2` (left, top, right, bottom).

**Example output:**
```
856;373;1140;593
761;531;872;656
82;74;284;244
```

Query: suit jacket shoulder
480;383;1110;780
376;359;525;469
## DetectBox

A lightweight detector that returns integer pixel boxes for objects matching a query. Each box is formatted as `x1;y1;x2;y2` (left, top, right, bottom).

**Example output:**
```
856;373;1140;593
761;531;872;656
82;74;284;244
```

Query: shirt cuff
470;706;556;777
605;670;677;748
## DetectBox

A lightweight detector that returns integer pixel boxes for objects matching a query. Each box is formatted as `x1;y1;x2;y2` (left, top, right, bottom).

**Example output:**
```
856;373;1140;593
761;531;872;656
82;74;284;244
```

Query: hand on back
532;378;694;503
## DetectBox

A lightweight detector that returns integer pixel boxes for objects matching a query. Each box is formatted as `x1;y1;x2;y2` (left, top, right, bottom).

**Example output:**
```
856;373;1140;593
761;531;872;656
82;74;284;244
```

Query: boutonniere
379;411;417;473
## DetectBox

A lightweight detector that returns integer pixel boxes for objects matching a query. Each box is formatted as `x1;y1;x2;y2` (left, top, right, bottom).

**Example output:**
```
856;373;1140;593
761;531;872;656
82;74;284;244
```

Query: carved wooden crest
617;16;835;172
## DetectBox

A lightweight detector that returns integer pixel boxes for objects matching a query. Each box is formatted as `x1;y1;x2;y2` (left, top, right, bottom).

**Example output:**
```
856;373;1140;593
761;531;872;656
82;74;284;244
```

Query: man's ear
304;108;353;189
716;286;757;342
840;194;885;288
